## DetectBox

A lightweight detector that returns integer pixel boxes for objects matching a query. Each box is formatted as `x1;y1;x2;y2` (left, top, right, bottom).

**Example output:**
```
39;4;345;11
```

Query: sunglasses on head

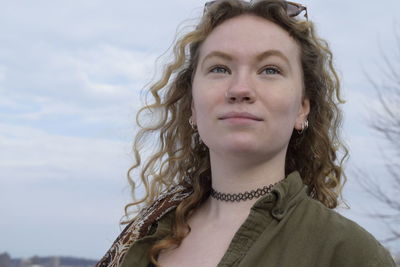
204;0;308;20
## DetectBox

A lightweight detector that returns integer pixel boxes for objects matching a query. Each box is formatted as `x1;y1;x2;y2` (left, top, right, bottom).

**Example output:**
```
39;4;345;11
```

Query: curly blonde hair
124;0;348;265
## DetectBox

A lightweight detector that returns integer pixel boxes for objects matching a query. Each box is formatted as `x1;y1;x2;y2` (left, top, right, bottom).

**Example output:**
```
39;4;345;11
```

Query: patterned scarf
95;183;193;267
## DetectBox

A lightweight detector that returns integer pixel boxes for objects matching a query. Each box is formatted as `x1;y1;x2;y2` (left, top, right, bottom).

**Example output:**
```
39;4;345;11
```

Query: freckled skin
158;15;312;267
191;15;310;163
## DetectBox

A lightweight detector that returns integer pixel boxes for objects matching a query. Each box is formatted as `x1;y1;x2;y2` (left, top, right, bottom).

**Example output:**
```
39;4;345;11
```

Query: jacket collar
95;171;307;267
252;171;307;220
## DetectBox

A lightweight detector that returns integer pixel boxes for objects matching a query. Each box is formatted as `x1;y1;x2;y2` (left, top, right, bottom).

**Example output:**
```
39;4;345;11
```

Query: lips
219;111;263;121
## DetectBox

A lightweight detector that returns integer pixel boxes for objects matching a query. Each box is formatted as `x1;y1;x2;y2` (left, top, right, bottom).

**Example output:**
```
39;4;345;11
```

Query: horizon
0;0;399;260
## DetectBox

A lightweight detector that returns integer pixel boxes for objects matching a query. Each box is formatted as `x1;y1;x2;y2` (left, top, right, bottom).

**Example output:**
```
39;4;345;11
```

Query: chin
205;134;288;159
212;139;266;155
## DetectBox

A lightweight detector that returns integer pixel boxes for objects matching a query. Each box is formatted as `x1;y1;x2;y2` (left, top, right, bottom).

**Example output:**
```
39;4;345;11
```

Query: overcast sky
0;0;399;260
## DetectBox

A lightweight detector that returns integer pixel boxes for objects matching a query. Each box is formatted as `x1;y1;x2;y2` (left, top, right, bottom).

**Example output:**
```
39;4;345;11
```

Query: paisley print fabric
96;182;193;267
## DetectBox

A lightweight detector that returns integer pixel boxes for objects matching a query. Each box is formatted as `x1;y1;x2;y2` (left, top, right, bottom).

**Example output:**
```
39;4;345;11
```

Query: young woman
97;1;396;266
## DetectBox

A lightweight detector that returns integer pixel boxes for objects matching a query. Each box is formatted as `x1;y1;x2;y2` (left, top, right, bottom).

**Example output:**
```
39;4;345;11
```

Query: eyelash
260;66;281;75
208;65;282;75
209;65;231;74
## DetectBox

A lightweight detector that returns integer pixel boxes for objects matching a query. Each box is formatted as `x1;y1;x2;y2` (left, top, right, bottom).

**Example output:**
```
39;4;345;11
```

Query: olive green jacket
100;172;396;267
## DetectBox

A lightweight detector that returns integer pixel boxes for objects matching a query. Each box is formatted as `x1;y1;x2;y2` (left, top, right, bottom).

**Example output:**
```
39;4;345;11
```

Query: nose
225;72;256;104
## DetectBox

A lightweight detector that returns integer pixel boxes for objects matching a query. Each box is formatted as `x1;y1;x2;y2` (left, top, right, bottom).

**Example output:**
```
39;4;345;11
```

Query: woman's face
191;15;309;161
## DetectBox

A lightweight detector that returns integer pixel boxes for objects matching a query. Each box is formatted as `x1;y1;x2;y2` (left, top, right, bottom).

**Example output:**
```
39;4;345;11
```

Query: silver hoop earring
189;116;197;131
297;119;309;134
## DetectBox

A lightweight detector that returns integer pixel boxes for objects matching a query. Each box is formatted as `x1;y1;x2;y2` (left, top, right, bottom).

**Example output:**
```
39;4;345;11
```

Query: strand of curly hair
122;1;349;266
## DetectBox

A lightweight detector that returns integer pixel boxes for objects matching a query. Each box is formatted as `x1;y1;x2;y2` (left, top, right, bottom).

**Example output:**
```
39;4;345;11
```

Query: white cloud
0;123;131;182
1;0;400;259
0;40;158;138
0;122;137;258
0;65;6;83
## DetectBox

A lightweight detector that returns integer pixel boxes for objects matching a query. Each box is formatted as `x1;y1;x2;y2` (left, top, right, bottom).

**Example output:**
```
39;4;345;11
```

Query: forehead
199;15;301;61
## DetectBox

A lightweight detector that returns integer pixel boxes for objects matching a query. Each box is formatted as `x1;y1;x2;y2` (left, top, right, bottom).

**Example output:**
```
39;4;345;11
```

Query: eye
260;66;281;75
209;65;231;74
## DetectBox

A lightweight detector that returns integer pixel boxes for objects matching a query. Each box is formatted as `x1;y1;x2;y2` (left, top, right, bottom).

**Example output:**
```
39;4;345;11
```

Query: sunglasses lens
204;0;217;13
286;3;302;17
204;1;307;19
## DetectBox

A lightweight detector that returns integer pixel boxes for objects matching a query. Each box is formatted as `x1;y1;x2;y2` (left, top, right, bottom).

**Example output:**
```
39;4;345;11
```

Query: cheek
192;94;214;124
191;89;209;125
266;92;300;116
191;77;203;121
192;83;223;121
265;95;303;131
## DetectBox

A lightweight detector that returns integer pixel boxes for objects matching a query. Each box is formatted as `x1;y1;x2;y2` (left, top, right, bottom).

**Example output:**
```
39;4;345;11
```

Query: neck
200;149;286;222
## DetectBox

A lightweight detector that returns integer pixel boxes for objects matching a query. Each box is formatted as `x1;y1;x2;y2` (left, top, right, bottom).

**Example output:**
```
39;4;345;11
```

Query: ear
294;97;310;130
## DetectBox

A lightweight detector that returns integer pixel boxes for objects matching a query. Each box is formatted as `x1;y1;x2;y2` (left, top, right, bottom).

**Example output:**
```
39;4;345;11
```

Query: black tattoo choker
210;182;277;202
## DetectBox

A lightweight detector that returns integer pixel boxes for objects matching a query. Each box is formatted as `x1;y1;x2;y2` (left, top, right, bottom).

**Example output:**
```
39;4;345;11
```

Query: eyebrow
201;49;291;68
201;51;233;67
256;50;291;65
